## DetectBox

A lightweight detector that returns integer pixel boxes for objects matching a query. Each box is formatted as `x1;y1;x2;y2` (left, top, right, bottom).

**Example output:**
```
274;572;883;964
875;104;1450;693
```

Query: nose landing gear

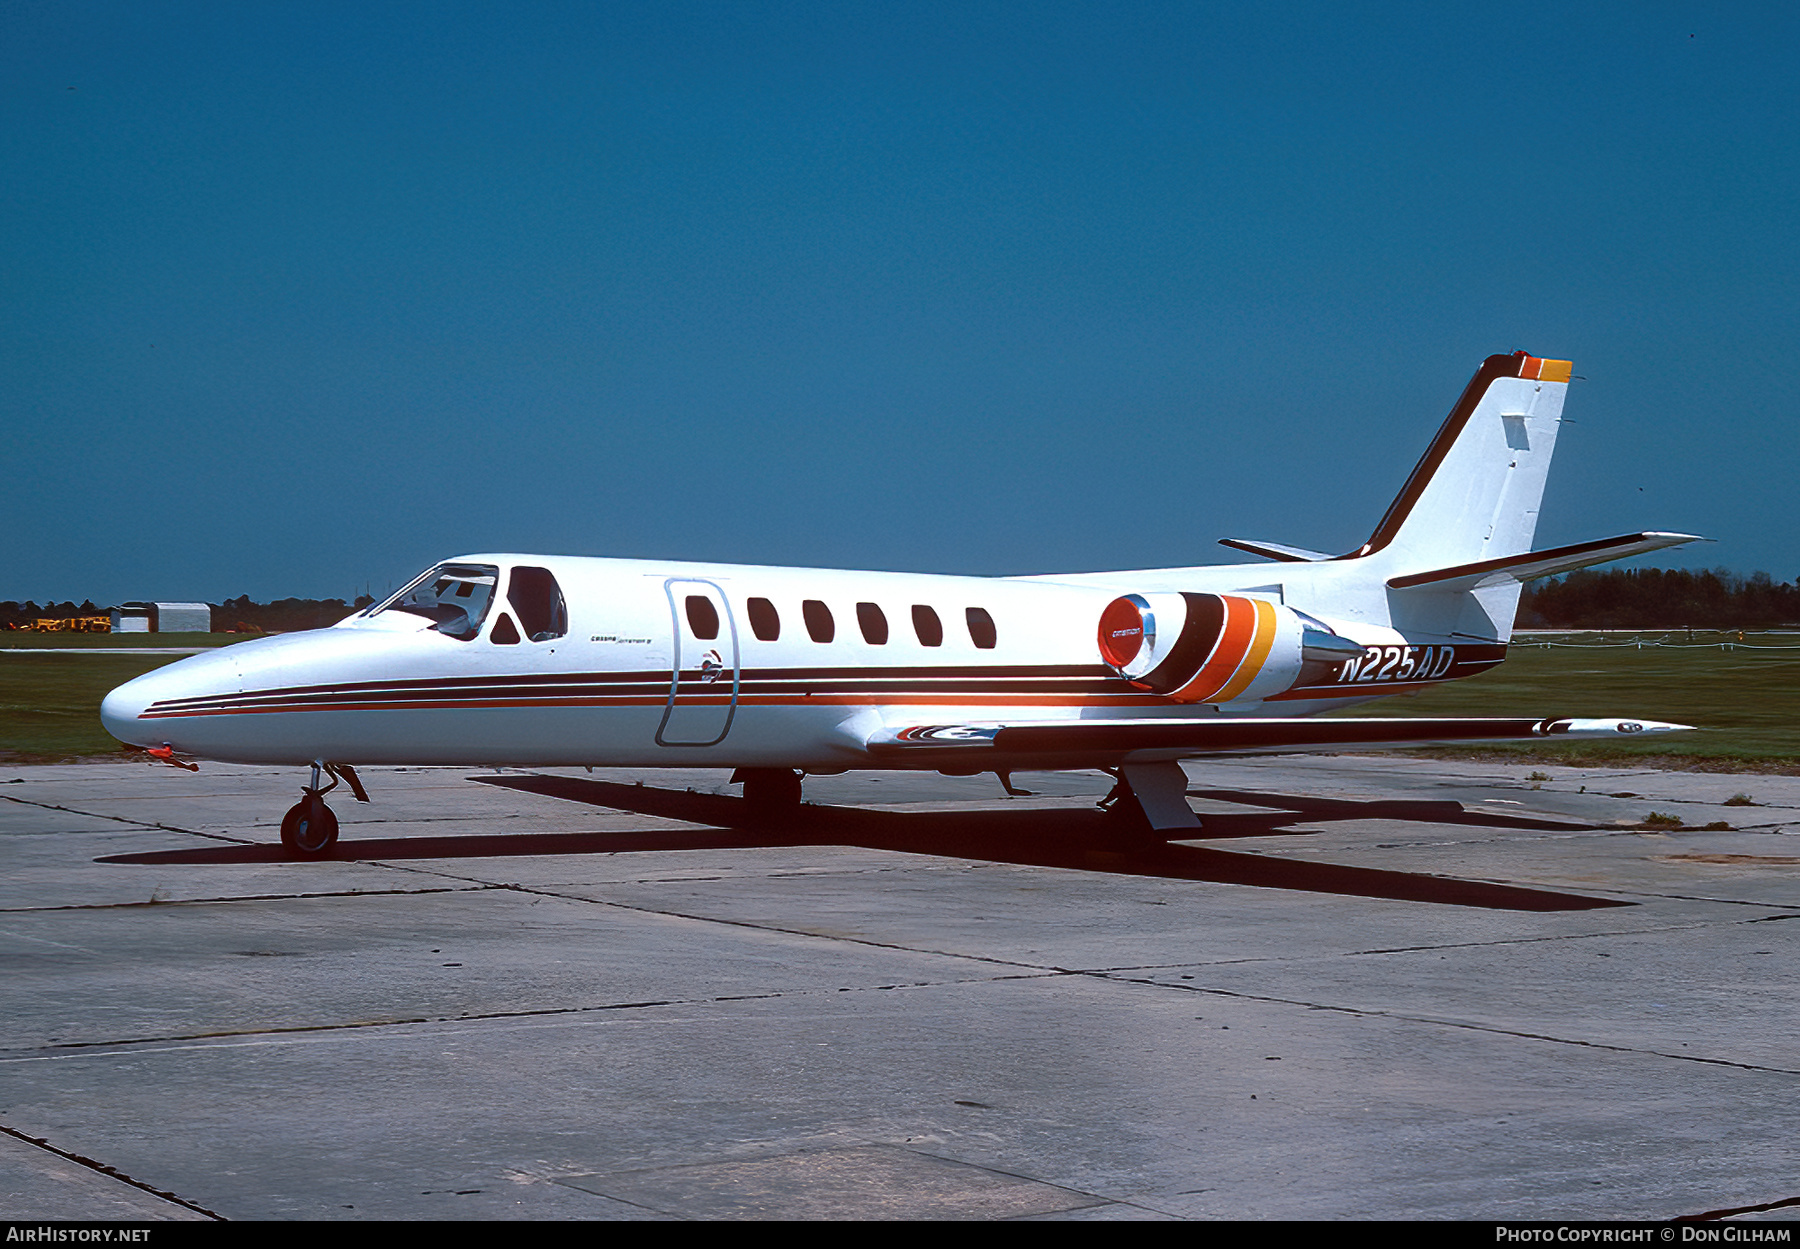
278;761;369;859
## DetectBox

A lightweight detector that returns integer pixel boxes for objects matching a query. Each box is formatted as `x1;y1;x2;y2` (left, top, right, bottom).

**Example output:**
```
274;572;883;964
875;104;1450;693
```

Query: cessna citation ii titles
103;352;1700;858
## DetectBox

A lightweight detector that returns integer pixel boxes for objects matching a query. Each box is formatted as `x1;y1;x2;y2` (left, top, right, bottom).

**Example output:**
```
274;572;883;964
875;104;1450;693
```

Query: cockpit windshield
367;563;499;640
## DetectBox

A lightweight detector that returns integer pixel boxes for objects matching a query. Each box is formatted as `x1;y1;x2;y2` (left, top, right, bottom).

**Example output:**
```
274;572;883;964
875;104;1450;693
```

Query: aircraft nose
100;675;157;748
100;647;242;750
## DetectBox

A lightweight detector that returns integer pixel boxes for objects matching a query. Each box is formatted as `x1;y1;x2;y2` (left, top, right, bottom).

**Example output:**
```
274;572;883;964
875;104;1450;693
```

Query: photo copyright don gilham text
1497;1231;1790;1244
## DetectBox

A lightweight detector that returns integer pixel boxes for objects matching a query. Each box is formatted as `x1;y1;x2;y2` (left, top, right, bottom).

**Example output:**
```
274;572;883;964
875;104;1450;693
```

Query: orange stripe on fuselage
1169;595;1257;703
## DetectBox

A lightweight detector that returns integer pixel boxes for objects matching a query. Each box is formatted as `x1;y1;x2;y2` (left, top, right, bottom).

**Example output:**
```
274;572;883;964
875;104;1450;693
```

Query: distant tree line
0;600;105;628
1519;569;1800;630
8;573;1797;633
1;596;376;632
212;595;377;633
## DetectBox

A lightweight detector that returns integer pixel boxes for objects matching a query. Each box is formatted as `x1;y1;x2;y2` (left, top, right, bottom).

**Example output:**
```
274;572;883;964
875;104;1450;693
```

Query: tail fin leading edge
1349;351;1572;574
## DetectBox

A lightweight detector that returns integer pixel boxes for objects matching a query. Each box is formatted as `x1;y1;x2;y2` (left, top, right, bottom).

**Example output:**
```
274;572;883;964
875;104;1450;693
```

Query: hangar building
111;602;212;633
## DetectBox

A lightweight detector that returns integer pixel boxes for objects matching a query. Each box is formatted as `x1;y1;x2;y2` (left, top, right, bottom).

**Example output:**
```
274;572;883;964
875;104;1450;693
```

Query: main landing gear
1099;761;1201;842
732;767;804;815
279;761;370;859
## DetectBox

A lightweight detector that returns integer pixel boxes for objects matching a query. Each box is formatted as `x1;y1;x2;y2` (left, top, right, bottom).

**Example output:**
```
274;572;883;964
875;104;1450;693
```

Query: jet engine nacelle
1096;592;1366;704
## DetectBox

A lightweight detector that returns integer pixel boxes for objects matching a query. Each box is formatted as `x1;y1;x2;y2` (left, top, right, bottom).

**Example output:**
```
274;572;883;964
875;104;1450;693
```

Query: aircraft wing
866;715;1691;764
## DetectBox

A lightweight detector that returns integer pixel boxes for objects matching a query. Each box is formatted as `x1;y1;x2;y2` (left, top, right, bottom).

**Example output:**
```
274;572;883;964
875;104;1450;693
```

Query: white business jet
102;352;1700;858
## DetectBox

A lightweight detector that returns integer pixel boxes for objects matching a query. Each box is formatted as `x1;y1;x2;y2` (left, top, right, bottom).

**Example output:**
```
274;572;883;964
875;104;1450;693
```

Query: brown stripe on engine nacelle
1133;593;1225;696
1168;594;1260;703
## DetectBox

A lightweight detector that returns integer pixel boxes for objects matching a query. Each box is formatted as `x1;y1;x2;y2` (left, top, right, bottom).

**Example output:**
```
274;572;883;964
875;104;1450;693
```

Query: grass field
0;653;193;760
0;632;242;649
1341;640;1800;768
2;638;1795;768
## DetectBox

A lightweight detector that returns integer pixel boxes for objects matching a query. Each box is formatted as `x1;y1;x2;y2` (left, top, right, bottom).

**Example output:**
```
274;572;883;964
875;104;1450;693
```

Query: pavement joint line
886;1144;1153;1217
40;956;1763;1084
541;1178;673;1218
1159;850;1676;909
1100;977;1800;1077
1680;1193;1800;1221
0;793;252;845
380;861;967;886
1219;854;1800;910
0;884;501;914
1536;885;1800;909
6;793;562;837
0;1121;225;1220
304;813;540;827
1355;824;1800;848
1072;912;1800;970
330;869;1075;975
1354;825;1800;850
0;997;782;1056
468;882;1078;972
0;971;1072;1060
0;926;104;954
1463;784;1800;812
215;814;546;833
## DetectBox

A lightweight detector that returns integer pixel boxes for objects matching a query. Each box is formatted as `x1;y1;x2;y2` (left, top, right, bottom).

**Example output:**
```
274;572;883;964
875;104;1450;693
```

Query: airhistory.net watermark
5;1231;150;1243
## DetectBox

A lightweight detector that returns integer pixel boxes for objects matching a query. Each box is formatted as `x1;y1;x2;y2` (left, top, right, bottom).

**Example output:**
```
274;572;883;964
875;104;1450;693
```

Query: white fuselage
100;552;1471;770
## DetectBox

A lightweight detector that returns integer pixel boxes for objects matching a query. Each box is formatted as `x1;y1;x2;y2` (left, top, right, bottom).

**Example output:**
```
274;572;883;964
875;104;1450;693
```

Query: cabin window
685;595;721;640
911;605;943;647
508;566;568;642
747;597;780;641
803;599;835;643
490;612;522;645
856;602;889;645
966;606;997;649
370;562;498;641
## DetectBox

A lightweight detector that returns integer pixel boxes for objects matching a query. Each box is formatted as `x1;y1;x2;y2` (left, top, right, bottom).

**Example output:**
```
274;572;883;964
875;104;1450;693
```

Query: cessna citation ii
103;352;1700;858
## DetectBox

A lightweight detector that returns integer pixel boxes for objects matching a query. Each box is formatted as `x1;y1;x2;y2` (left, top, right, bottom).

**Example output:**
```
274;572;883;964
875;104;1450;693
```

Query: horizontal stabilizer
869;716;1691;761
1218;538;1334;563
1386;532;1707;592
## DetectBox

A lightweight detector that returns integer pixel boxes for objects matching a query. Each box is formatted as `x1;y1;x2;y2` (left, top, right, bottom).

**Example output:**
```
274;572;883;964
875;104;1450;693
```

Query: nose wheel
280;793;339;858
278;761;369;859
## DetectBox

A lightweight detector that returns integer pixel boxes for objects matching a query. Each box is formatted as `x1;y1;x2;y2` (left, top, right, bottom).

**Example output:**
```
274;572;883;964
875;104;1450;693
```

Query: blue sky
5;1;1795;604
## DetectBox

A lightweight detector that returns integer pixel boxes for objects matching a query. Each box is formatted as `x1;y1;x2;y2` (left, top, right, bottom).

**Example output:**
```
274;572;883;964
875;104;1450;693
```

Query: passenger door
656;579;739;746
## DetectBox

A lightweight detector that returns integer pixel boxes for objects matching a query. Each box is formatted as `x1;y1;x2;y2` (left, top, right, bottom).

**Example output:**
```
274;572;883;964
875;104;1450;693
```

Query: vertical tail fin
1349;352;1571;574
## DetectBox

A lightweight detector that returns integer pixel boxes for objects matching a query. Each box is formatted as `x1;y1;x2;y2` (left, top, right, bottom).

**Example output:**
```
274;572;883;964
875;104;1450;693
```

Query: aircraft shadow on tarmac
100;774;1630;913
